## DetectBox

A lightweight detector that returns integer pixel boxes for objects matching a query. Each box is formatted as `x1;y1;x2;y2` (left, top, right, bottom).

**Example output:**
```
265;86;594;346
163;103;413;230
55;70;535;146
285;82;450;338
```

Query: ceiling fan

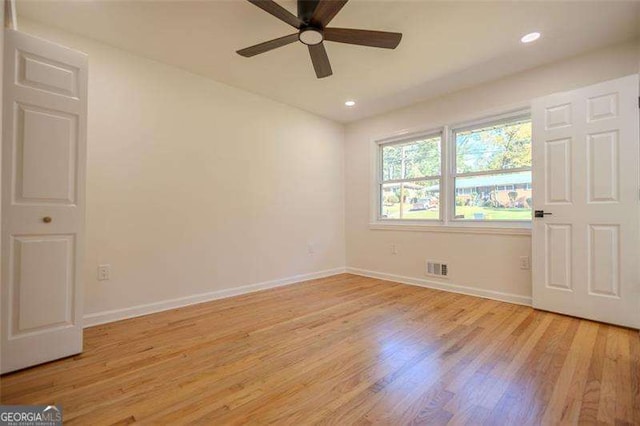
237;0;402;79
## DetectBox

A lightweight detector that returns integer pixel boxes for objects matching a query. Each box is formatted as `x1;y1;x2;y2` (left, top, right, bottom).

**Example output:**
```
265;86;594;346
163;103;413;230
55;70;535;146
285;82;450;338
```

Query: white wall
345;39;640;303
13;19;640;322
20;20;346;321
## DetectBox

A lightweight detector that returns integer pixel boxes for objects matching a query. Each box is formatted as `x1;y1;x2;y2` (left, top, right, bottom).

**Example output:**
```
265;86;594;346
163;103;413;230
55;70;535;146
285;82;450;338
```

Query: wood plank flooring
1;274;639;425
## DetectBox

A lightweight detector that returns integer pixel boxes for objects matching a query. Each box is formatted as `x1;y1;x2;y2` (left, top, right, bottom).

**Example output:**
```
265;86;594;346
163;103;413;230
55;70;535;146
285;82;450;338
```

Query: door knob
42;216;52;223
534;210;552;218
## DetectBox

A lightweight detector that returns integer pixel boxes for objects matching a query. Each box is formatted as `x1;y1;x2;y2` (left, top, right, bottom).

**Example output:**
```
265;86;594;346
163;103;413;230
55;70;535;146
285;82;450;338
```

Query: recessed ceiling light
521;32;541;43
345;100;356;107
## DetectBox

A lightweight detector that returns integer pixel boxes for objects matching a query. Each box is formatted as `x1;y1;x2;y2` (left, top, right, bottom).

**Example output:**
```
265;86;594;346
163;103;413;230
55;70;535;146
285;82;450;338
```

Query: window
379;134;442;220
375;111;532;227
453;115;532;221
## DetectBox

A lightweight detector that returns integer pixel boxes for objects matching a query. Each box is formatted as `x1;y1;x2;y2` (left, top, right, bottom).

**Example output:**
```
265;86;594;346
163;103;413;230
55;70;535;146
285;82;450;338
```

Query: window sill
369;222;531;236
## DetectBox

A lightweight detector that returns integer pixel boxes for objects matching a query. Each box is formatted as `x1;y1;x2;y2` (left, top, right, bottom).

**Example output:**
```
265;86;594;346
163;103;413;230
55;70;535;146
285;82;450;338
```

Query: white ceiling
18;0;640;123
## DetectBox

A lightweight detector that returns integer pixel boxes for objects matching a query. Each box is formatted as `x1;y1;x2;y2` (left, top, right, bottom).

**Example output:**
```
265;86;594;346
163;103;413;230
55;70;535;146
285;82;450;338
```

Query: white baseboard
84;266;531;328
83;267;347;328
346;267;532;307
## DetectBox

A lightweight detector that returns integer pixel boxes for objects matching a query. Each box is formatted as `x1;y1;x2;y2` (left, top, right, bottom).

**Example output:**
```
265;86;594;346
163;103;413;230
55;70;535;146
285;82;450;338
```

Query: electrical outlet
307;243;315;255
97;264;111;281
519;256;530;270
391;244;398;255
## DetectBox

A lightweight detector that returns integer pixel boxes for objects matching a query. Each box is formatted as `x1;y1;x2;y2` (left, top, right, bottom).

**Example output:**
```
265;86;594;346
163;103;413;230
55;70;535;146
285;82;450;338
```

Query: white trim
449;111;532;224
369;101;530;145
442;125;451;222
83;267;347;327
375;126;444;146
454;167;531;179
450;109;531;134
383;175;441;184
368;222;531;235
346;267;532;306
377;131;444;221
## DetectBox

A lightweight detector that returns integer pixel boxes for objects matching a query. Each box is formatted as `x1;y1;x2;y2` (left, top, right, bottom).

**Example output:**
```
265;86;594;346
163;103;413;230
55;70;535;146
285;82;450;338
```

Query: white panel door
1;30;87;373
532;74;639;329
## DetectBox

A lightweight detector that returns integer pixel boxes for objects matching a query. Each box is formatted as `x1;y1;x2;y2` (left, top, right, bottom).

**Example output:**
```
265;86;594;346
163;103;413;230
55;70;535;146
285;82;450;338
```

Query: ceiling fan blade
324;28;402;49
237;33;299;57
308;43;332;78
247;0;303;28
310;0;348;27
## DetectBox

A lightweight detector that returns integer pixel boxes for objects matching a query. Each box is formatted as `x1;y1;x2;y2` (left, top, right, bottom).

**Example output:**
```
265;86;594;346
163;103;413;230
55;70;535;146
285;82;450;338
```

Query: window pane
456;118;531;174
381;180;440;220
454;171;532;221
381;183;401;219
382;136;441;181
402;180;440;220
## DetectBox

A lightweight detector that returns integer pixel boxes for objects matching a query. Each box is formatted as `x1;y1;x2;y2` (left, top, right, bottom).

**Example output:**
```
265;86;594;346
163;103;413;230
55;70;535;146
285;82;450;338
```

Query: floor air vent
426;261;448;278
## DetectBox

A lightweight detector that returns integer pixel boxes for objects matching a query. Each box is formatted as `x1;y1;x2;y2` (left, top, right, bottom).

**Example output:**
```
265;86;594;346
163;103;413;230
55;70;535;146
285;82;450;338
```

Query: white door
1;30;87;373
532;74;639;329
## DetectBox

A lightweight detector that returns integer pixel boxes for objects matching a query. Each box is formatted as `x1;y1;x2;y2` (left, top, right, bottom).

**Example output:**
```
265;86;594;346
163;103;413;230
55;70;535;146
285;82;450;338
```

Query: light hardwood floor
1;274;639;425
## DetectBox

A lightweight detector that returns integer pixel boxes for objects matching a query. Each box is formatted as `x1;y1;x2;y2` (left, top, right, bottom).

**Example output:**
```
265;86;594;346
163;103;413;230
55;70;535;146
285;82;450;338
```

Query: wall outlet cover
97;264;111;281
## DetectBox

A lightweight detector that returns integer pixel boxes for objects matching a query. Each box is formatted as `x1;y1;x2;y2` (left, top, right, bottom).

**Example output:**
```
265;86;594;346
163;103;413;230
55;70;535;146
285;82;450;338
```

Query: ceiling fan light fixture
299;28;324;45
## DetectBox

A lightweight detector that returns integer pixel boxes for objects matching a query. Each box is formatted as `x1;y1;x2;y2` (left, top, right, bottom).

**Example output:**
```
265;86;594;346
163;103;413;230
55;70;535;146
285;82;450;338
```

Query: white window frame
449;112;532;225
372;108;532;233
376;130;444;222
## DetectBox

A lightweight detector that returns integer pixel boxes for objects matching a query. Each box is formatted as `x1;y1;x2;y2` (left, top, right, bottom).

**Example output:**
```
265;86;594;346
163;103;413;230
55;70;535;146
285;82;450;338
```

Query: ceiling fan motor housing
298;27;324;45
